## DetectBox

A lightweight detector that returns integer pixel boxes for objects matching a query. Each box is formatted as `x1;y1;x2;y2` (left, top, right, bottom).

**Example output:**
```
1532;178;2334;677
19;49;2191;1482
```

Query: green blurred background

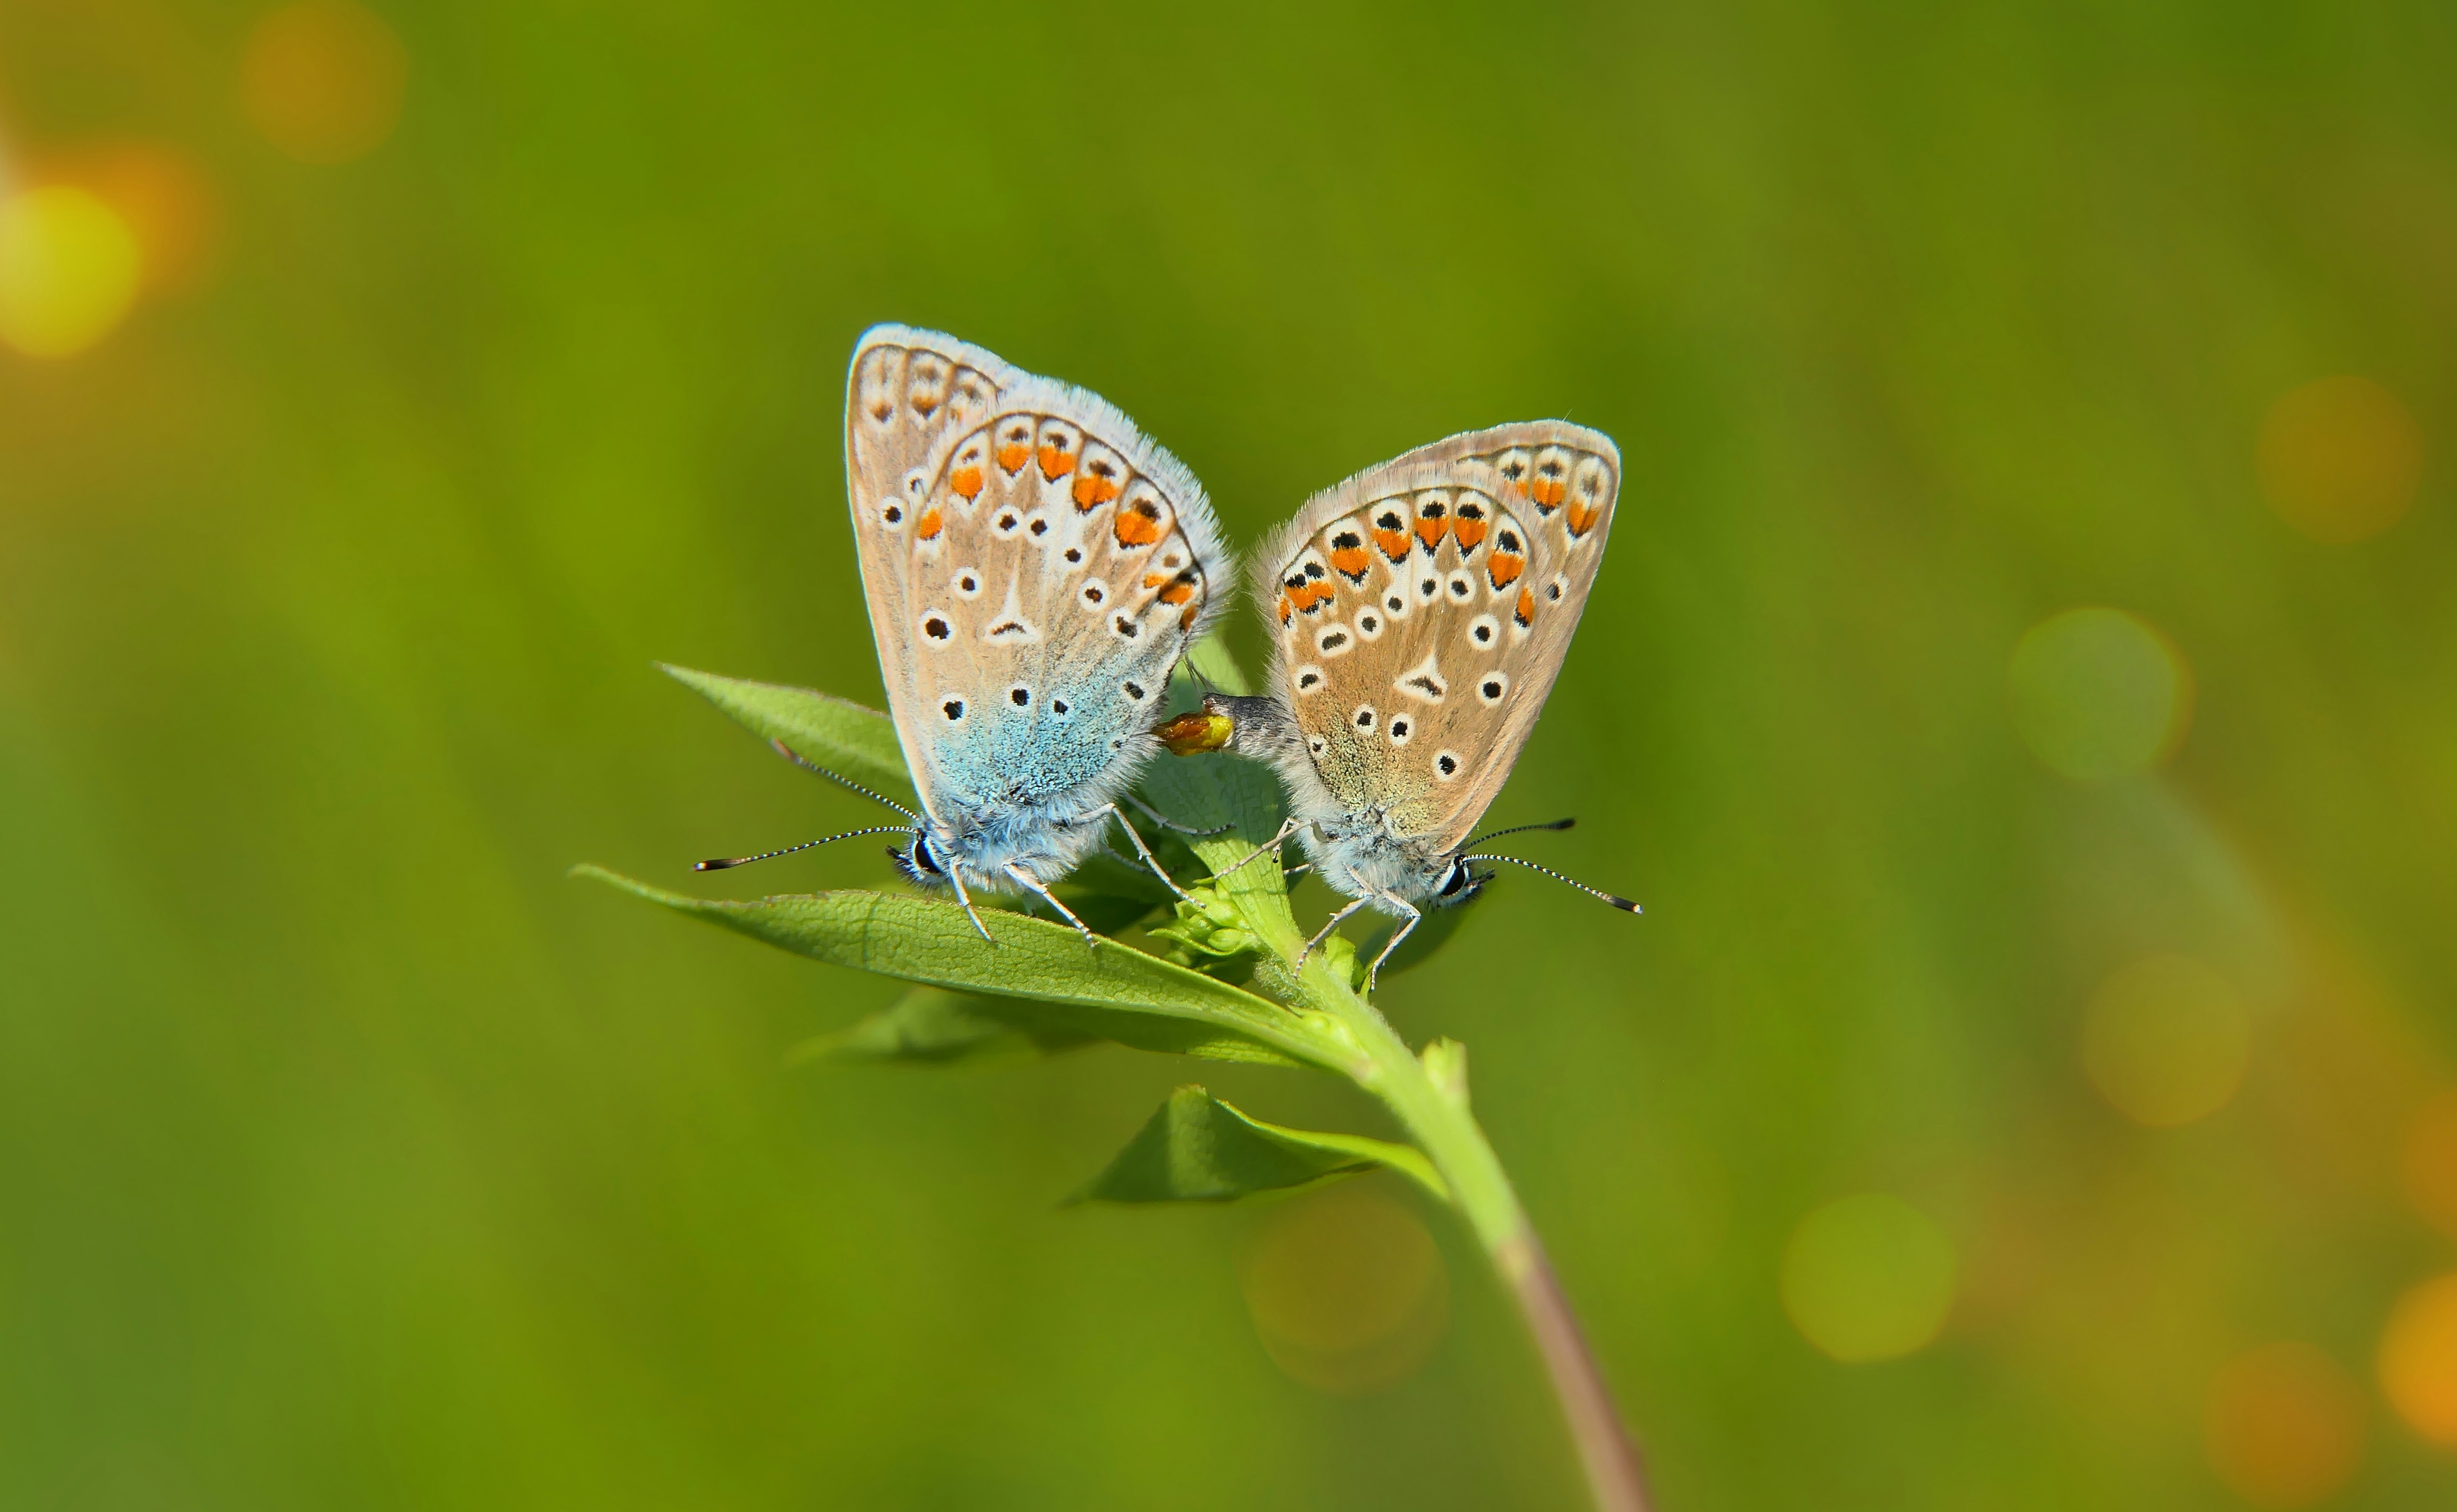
4;1;2454;1507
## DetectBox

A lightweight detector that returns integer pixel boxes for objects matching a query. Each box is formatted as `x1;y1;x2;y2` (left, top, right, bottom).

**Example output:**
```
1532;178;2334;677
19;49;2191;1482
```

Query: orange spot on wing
1074;472;1123;510
1159;578;1197;606
951;465;984;500
1530;477;1566;508
1038;444;1075;479
1514;587;1535;626
1487;553;1524;590
1451;517;1488;551
1415;516;1449;551
1113;504;1162;544
1180;601;1200;632
1294;582;1334;614
1278;593;1294;626
1375;528;1412;561
997;442;1031;473
1329;546;1371;580
1566;499;1602;536
916;508;945;541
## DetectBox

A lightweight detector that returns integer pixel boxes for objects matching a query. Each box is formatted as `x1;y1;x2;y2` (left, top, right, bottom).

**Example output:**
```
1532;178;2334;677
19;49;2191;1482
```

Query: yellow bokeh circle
241;1;410;164
1779;1193;1957;1363
2082;954;2251;1128
2380;1272;2457;1445
2258;376;2424;544
2007;607;2191;781
1239;1184;1449;1395
0;186;144;359
2204;1341;2367;1508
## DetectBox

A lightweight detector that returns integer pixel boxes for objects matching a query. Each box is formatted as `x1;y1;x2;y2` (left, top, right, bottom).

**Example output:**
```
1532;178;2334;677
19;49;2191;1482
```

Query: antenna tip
1609;895;1641;913
1550;817;1577;830
695;857;742;872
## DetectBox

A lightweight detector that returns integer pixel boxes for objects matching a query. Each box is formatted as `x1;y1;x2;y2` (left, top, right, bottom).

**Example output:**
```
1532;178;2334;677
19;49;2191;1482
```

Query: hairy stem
1301;962;1653;1512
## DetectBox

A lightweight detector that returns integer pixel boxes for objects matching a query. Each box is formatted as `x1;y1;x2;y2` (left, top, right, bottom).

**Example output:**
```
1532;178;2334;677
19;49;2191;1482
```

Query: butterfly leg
1125;793;1231;838
1362;895;1423;997
945;866;997;945
1084;803;1199;905
1003;863;1099;950
1213;816;1300;882
1295;893;1378;971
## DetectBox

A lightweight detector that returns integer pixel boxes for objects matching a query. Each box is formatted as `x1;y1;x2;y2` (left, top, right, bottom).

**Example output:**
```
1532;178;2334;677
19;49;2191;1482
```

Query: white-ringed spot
1387;715;1414;746
942;698;966;721
1121;679;1148;702
1008;684;1032;708
1478;671;1510;705
951;567;984;598
1356;610;1384;640
919;611;954;644
1445;570;1475;603
1433;750;1463;781
1316;624;1353;657
1467;613;1499;648
1080;578;1109;609
1352;704;1378;733
1293;665;1325;695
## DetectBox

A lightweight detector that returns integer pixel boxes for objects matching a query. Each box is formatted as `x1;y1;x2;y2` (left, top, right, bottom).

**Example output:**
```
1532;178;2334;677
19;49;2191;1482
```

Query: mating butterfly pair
706;325;1634;991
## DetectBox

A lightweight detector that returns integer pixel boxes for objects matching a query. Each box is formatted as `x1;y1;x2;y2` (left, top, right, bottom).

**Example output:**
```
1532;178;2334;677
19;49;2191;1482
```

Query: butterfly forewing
847;326;1223;823
1255;421;1619;852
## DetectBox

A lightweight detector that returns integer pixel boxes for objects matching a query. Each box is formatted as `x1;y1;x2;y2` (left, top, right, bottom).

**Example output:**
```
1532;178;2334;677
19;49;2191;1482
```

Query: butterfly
701;326;1230;944
1195;422;1639;990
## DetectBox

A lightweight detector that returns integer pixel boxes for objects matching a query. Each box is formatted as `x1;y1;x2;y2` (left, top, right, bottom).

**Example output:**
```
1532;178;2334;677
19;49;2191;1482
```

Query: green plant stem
1300;961;1653;1512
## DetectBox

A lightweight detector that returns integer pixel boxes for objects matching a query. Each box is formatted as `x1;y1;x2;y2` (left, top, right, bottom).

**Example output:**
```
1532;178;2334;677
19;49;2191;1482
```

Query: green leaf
660;663;914;799
793;986;1096;1065
1071;1085;1445;1204
1182;634;1254;696
576;868;1357;1073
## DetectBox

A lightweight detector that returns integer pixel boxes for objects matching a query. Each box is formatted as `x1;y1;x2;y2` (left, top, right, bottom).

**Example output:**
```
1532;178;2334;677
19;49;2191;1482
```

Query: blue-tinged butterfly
698;326;1230;944
1196;422;1639;989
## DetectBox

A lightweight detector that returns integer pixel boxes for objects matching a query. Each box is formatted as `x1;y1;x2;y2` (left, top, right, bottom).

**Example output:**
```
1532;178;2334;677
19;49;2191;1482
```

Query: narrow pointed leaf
794;986;1096;1065
1071;1086;1446;1204
577;868;1355;1073
660;663;913;799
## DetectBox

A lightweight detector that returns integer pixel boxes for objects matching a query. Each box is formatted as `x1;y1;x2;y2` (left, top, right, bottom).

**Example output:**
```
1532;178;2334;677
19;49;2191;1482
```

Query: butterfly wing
1252;421;1619;852
845;326;1227;827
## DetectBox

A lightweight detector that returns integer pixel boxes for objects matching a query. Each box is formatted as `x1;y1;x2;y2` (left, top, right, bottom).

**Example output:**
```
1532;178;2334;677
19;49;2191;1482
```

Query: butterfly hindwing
1254;422;1619;852
847;326;1224;830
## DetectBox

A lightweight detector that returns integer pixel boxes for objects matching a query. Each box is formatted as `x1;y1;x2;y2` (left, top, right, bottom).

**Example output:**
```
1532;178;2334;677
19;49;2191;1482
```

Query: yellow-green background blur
4;2;2454;1508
